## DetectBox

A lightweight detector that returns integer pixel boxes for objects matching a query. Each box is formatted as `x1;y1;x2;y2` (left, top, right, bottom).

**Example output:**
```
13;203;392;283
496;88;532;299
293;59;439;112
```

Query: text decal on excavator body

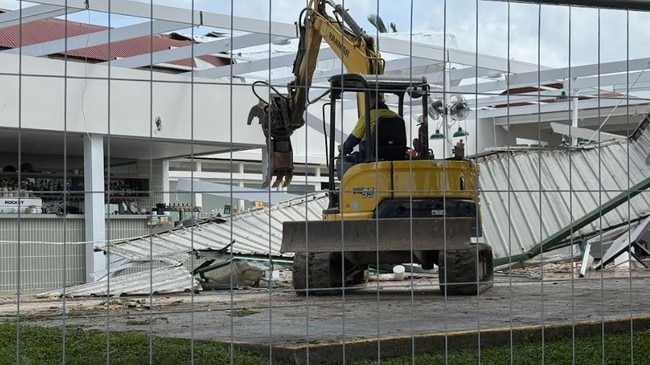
353;187;374;198
328;32;350;58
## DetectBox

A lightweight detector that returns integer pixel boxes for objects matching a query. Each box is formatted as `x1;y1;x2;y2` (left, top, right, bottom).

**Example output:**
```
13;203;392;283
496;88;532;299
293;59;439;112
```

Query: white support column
572;97;579;146
194;192;203;209
193;161;202;209
238;181;246;212
162;159;170;204
83;134;106;283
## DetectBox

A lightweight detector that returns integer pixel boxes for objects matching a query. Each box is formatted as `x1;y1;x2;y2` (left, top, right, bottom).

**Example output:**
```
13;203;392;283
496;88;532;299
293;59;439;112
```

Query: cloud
411;1;650;68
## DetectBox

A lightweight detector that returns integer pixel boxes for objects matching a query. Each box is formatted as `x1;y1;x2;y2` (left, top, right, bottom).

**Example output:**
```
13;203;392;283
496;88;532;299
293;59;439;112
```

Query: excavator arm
247;0;385;187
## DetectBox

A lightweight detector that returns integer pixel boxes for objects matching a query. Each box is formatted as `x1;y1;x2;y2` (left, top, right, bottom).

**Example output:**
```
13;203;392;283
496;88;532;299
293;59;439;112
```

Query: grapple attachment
247;95;299;188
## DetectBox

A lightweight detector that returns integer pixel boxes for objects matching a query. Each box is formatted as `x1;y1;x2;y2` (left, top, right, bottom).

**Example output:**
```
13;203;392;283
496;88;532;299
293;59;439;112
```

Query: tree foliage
367;14;397;33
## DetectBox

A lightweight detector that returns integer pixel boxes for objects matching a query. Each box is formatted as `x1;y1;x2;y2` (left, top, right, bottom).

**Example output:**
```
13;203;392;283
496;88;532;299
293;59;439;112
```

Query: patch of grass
66;308;103;317
353;329;650;365
226;308;259;317
125;317;169;326
0;322;282;365
1;322;649;365
283;311;305;318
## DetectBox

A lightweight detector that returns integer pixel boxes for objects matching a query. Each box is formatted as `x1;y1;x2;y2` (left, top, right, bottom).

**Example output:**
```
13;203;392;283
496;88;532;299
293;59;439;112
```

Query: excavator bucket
281;217;474;253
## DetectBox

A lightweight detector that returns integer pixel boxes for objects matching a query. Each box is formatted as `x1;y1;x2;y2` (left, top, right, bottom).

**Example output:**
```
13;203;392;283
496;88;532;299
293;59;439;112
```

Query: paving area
2;267;650;364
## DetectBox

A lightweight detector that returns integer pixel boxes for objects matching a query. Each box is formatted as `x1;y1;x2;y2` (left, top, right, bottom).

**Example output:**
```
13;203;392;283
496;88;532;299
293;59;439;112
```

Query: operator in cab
338;92;399;160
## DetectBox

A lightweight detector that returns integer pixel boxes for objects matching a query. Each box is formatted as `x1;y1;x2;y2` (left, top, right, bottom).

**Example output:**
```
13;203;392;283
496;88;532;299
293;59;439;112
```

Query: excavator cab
327;73;431;208
334;112;409;181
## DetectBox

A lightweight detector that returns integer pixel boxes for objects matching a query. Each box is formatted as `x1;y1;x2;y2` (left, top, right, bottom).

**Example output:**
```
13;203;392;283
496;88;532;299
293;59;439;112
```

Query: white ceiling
0;128;253;167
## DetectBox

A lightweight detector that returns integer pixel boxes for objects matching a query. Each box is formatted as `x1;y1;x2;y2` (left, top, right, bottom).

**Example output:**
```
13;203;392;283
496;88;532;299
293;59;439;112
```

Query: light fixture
453;127;469;138
429;129;445;140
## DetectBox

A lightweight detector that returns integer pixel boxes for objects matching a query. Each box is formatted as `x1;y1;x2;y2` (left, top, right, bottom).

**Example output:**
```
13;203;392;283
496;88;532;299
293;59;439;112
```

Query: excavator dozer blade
280;217;474;253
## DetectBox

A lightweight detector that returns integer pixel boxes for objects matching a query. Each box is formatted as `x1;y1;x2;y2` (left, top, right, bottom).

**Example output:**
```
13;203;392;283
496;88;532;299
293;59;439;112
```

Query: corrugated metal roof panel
0;17;228;68
477;132;650;259
103;133;650;264
36;266;198;298
0;17;104;48
204;192;328;256
104;193;328;262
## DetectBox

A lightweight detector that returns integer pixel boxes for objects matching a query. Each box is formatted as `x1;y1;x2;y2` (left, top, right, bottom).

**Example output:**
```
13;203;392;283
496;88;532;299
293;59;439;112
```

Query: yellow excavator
247;0;493;295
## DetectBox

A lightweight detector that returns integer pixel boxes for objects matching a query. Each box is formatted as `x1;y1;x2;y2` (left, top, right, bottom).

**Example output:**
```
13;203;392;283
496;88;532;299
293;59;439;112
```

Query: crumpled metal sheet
36;266;198;298
104;193;328;261
477;130;650;259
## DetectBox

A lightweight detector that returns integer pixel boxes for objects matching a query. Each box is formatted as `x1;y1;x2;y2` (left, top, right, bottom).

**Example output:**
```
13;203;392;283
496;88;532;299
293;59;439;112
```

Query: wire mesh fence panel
1;0;649;364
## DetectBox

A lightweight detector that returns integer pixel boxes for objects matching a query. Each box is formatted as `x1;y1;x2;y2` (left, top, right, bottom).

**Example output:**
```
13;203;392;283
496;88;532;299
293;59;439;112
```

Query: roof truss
0;0;646;122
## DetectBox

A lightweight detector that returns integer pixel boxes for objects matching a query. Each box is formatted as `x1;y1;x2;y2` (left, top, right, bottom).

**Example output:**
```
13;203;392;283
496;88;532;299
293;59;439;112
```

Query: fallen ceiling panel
477;120;650;259
103;193;328;265
107;127;650;264
36;265;198;298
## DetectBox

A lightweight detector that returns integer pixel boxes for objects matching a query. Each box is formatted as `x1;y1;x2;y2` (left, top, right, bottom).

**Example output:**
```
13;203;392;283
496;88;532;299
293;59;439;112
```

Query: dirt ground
2;266;650;348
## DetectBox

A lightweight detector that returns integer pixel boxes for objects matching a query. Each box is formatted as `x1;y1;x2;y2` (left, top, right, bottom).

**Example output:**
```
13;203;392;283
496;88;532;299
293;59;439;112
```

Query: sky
2;0;650;68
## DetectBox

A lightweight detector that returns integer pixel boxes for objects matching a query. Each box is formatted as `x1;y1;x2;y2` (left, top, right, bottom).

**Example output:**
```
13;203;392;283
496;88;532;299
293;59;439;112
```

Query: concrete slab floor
1;269;650;364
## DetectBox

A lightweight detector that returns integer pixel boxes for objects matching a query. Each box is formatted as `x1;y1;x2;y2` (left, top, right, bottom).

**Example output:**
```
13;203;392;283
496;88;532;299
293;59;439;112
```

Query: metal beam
453;58;650;94
572;70;650;90
3;20;187;56
377;35;548;73
104;33;285;69
550;122;626;141
30;0;296;37
488;0;650;11
241;35;551;83
480;96;650;120
493;173;650;267
194;48;337;79
490;103;650;125
0;4;76;29
267;56;444;85
469;75;650;108
471;89;566;108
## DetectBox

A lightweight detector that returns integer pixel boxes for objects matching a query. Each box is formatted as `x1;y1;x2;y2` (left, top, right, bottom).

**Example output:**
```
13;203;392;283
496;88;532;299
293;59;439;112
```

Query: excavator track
438;243;494;295
292;252;366;296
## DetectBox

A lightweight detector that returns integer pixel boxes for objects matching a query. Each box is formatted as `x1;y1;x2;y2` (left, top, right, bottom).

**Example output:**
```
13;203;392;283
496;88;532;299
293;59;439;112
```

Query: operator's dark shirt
341;102;398;155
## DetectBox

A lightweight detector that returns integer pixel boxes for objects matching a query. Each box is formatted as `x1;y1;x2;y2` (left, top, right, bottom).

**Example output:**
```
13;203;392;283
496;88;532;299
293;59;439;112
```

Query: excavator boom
247;0;384;187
